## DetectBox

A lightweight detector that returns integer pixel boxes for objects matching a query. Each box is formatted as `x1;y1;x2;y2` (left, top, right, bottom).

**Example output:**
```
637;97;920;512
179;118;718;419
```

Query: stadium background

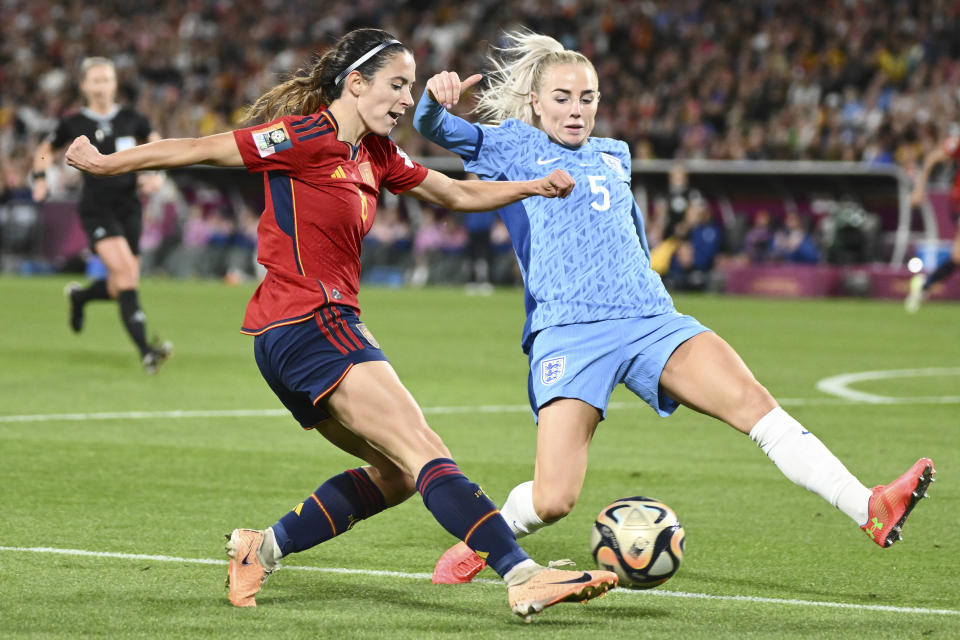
1;0;959;300
1;2;959;636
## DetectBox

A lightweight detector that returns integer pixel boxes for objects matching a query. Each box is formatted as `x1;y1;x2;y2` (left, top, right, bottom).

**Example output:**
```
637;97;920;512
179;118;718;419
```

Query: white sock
500;481;547;538
503;559;542;586
259;527;283;571
749;407;872;526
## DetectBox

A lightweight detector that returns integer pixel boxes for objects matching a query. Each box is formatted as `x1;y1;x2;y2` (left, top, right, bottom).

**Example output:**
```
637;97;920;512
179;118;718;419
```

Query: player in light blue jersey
414;31;935;584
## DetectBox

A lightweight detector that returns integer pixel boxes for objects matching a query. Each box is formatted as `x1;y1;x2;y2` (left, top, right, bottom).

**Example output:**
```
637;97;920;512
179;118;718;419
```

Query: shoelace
547;558;575;568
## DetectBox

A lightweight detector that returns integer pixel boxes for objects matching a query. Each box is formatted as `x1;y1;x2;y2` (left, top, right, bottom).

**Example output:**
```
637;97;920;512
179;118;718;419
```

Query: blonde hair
80;57;116;80
475;31;597;125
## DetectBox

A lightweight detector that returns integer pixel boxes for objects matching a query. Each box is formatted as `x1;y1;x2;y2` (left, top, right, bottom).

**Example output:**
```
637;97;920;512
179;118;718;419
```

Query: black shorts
78;202;143;255
253;306;389;428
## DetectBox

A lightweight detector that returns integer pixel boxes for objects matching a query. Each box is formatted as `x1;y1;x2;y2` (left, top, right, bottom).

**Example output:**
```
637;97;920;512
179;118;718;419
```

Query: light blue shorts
527;312;710;421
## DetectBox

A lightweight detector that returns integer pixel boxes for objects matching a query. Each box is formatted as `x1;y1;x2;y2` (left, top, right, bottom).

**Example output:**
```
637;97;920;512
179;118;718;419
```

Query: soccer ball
590;496;685;589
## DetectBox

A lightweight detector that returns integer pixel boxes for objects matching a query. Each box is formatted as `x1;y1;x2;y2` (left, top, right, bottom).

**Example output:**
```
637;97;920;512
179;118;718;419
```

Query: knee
109;268;139;291
736;380;778;430
533;487;578;524
378;407;451;471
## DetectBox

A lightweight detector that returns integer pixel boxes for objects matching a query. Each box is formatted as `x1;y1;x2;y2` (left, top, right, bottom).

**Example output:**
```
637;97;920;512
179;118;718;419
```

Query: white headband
335;39;402;85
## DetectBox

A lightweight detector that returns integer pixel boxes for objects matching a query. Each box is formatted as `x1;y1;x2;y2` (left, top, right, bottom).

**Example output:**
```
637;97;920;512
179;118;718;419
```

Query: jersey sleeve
135;112;153;142
463;119;524;179
232;116;309;174
943;136;960;158
48;118;72;150
373;138;429;194
412;93;481;159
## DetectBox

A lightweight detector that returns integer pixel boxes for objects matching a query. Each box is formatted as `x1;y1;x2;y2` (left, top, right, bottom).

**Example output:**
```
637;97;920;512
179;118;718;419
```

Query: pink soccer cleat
861;458;935;548
432;541;487;584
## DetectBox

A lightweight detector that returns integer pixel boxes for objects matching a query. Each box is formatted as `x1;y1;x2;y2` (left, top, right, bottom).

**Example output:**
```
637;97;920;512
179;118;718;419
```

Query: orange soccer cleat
432;541;487;584
861;458;935;548
508;568;618;620
225;528;273;607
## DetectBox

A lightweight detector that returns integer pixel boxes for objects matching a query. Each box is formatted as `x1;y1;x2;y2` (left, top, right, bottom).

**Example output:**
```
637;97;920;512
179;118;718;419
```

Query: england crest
600;152;626;180
541;356;566;386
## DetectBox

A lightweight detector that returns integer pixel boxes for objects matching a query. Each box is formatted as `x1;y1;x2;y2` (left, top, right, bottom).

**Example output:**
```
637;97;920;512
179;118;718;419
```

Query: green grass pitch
0;276;957;638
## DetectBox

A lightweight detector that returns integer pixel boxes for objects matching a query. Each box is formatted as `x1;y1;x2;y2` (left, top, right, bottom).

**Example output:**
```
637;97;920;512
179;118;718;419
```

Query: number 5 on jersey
588;175;610;211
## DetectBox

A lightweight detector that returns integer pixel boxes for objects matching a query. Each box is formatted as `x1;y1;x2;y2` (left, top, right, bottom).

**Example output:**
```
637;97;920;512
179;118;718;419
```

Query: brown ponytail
243;28;408;124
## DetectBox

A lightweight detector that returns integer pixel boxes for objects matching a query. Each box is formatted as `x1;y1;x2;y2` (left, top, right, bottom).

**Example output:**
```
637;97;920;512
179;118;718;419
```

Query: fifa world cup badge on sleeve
541;356;566;385
252;123;293;157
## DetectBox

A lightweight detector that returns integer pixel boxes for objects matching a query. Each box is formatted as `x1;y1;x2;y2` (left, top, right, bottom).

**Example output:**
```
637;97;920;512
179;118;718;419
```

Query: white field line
1;394;959;424
1;545;957;617
816;367;960;404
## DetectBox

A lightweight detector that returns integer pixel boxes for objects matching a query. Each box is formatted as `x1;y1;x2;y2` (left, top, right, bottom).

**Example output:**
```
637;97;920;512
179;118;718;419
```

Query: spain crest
356;323;380;349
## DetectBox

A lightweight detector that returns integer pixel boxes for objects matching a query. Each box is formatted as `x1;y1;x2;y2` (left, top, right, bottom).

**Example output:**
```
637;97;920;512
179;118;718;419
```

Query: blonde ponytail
475;30;595;126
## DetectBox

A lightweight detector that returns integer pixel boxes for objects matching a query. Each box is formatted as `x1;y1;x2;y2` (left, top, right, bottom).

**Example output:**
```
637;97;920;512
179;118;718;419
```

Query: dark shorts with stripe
253;305;388;428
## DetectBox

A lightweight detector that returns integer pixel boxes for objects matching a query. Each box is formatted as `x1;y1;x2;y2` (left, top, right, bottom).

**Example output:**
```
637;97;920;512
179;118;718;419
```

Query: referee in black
32;57;172;373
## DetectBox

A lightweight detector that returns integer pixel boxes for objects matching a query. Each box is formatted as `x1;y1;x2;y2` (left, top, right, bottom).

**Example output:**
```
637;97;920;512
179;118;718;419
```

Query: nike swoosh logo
536;157;561;165
550;572;594;584
241;552;255;566
801;430;810;435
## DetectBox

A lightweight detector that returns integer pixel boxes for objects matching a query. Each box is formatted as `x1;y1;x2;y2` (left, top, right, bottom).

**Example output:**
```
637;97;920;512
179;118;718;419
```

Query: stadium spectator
31;56;172;373
769;210;822;264
414;32;935;586
6;1;960;167
666;196;725;290
5;0;960;283
740;208;774;263
63;27;614;616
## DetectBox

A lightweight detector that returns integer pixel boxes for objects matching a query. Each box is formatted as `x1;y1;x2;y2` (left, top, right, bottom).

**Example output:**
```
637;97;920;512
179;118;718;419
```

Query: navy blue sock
272;468;386;556
923;258;957;291
417;458;530;577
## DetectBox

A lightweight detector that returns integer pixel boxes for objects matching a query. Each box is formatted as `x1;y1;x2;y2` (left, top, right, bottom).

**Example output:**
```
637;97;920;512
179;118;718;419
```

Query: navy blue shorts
253;305;388;428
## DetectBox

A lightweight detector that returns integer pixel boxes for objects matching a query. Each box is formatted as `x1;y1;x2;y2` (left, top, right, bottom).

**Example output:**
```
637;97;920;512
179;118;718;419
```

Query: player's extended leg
907;226;960;312
659;331;934;547
434;399;600;584
924;227;960;292
327;361;616;616
226;416;415;607
94;236;170;371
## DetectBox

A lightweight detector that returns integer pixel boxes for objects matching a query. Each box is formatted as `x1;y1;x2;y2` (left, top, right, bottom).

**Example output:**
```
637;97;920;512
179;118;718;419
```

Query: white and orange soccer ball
590;496;685;589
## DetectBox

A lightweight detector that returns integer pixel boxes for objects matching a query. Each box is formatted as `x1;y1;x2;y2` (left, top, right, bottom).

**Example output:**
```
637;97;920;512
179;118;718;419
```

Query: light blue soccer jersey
464;119;676;351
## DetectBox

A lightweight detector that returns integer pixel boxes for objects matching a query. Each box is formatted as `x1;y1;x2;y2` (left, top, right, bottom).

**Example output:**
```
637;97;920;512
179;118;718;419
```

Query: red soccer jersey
233;109;428;335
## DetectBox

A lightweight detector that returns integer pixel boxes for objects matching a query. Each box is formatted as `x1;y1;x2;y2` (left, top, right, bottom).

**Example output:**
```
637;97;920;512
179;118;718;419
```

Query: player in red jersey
906;133;960;312
65;28;616;618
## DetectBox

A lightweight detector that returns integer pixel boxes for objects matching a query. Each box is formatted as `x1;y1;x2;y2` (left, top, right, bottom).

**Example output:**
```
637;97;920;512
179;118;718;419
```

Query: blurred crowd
2;0;959;284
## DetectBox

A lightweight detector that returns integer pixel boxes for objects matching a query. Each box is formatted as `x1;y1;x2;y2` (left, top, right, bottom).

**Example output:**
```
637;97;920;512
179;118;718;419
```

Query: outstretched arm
65;132;243;176
31;139;55;202
910;142;950;207
407;168;574;212
413;71;483;159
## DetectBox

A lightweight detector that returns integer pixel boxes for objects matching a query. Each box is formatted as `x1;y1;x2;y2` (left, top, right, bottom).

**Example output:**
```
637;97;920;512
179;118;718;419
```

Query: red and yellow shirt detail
233;109;428;334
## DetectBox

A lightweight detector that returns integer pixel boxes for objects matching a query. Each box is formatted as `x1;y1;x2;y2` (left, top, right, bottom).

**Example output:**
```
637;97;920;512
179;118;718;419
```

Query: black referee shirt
50;106;152;210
